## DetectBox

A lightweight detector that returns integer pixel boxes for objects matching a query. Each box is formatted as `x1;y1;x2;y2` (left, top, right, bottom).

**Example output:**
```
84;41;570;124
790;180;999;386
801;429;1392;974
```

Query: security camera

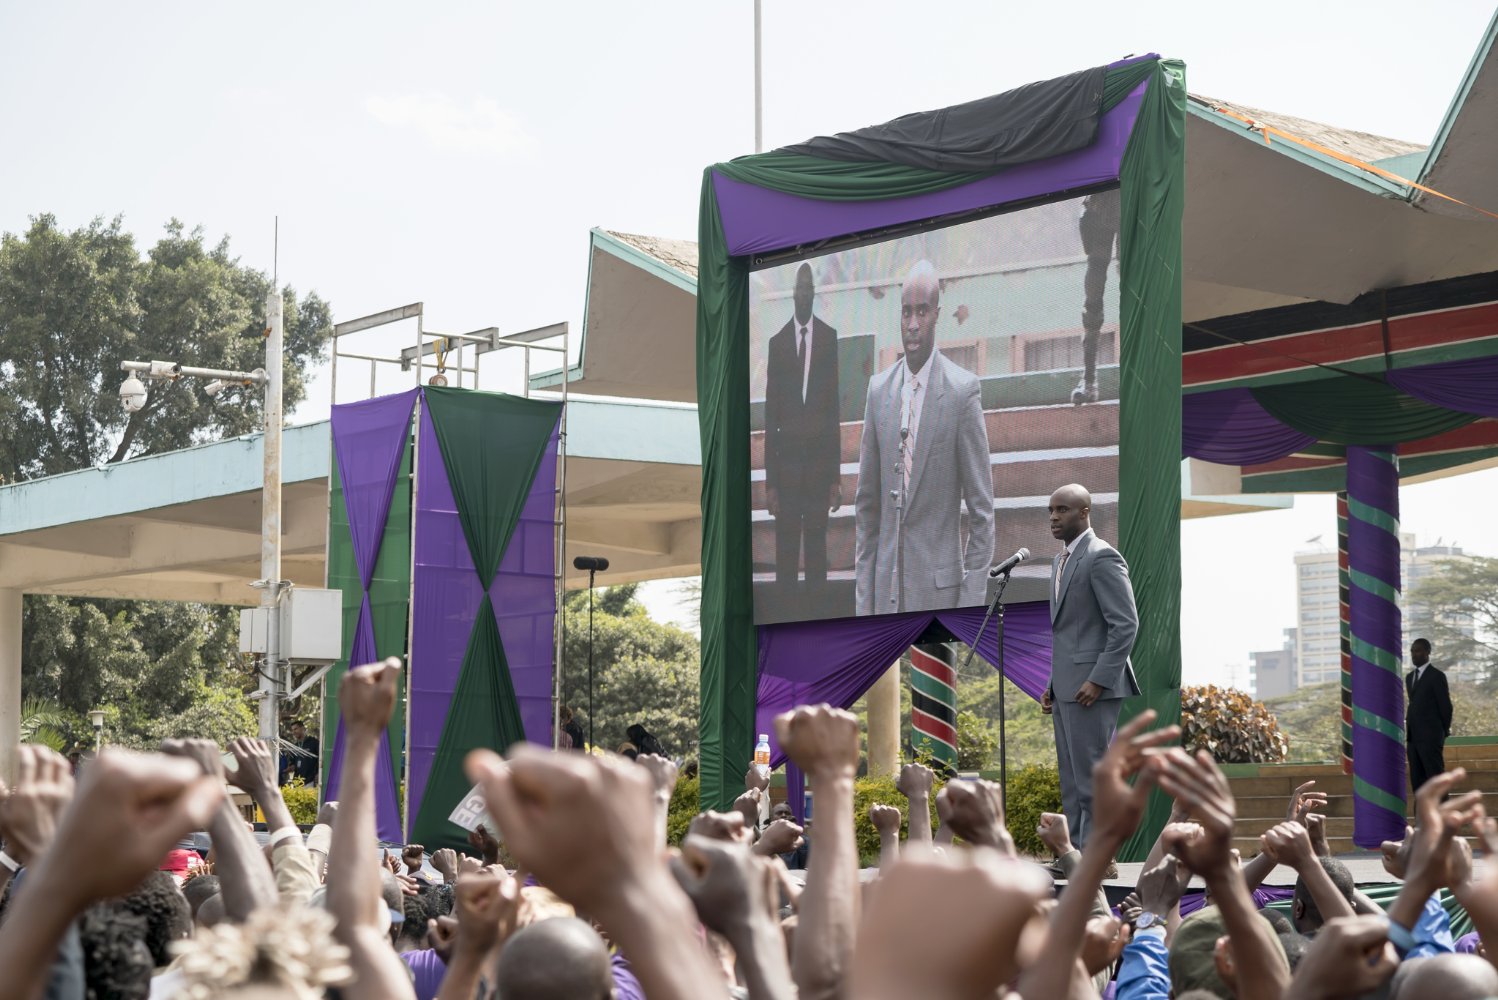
204;380;227;398
119;374;147;413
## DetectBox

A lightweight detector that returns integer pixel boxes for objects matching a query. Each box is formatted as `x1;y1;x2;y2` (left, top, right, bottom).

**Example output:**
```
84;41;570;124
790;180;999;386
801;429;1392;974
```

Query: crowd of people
3;655;1498;999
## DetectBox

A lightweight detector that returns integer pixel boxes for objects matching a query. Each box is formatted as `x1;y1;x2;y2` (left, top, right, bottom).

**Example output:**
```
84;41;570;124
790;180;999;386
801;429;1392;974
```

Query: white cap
758;733;770;742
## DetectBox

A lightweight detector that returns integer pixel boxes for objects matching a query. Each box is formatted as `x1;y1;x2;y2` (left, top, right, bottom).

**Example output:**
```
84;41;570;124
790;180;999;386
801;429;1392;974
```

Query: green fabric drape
711;60;1154;201
696;59;1185;827
1113;59;1188;862
415;387;562;850
412;594;528;849
1252;377;1477;446
696;177;757;815
424;386;564;583
322;434;412;794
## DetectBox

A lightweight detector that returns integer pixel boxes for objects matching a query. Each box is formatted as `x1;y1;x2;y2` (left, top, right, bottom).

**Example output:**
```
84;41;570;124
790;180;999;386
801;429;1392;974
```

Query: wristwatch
1136;911;1165;930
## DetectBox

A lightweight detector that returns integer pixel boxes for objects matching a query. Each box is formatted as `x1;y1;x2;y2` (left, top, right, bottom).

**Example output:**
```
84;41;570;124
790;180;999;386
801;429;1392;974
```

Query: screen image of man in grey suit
1042;483;1140;850
854;260;995;615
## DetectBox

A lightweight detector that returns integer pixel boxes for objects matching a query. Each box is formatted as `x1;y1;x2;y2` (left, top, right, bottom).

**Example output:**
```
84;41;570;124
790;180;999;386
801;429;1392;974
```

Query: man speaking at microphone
854;259;994;615
1043;483;1140;859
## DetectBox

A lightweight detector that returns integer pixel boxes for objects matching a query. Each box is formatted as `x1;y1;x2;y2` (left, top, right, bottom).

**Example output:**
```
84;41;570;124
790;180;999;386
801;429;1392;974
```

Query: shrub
1003;763;1061;858
281;782;319;826
666;775;700;847
1181;684;1288;763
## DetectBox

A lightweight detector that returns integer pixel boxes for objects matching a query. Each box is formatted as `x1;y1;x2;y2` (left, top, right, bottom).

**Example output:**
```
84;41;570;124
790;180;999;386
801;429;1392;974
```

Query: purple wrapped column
1346;446;1406;848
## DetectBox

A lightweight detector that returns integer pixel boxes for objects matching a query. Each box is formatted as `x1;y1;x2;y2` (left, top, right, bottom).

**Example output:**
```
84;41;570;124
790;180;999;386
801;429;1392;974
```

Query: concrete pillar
0;590;21;784
865;662;902;776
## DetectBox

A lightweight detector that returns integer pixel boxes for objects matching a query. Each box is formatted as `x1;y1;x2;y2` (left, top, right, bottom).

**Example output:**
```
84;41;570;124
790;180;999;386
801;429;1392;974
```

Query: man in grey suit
854;260;995;615
1042;483;1140;854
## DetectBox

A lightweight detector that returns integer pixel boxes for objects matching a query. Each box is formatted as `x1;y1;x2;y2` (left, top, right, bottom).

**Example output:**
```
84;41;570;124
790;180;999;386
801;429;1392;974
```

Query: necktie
902;377;921;488
1055;548;1070;601
797;327;808;402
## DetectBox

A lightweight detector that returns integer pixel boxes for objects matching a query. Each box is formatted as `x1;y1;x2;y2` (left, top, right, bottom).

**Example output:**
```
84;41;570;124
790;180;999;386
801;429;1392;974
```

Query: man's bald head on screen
794;262;815;325
901;259;941;374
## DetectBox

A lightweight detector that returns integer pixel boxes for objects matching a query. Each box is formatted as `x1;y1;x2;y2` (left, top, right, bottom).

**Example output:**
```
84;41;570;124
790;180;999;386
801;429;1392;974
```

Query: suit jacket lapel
1054;532;1092;620
906;355;944;503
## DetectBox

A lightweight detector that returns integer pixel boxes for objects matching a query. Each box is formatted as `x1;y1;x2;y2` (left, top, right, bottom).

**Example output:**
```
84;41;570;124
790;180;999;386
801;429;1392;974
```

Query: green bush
852;774;941;865
666;775;700;847
1003;763;1061;859
1181;685;1288;763
281;782;319;826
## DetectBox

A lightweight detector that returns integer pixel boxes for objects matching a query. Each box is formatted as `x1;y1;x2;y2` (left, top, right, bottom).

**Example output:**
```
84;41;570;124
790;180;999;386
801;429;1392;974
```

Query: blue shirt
1116;929;1170;1000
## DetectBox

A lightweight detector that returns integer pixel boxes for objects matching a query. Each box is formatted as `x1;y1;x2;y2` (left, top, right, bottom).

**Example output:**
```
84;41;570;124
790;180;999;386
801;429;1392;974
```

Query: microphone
987;548;1030;578
572;556;610;572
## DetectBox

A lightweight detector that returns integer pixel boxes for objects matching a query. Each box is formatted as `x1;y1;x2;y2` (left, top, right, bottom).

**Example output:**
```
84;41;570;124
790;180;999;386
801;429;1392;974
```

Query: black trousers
1408;738;1446;793
774;486;830;588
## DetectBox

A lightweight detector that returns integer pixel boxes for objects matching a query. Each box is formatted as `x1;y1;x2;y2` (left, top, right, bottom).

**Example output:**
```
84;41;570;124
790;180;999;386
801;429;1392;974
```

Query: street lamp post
118;290;285;745
87;709;104;753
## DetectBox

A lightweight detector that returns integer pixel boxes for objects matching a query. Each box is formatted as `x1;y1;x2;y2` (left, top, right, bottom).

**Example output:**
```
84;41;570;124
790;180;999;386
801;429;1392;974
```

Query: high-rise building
1292;533;1477;689
1250;628;1298;699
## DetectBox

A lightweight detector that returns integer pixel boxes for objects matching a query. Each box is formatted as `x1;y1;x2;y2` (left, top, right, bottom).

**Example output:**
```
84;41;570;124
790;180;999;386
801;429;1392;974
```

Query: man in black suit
765;262;841;596
1406;637;1453;792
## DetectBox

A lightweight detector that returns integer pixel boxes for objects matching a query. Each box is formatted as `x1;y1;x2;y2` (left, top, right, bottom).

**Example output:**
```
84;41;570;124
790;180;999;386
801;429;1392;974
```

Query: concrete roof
0;396;703;602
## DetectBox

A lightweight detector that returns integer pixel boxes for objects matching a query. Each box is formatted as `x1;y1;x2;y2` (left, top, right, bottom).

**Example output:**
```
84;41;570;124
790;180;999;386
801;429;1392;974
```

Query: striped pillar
1338;492;1353;776
1346;447;1406;849
910;642;958;774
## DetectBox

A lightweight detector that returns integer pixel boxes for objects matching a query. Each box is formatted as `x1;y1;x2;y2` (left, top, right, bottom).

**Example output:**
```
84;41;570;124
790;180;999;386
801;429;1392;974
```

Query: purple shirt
401;949;447;1000
612;951;645;1000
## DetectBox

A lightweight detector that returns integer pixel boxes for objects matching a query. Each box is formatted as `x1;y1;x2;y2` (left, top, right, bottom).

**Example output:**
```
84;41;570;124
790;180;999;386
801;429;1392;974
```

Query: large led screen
749;188;1122;626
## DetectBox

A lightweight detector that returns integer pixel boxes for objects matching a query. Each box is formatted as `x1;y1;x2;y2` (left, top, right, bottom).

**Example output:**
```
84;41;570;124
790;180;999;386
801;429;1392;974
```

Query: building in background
1291;533;1478;691
1250;627;1298;699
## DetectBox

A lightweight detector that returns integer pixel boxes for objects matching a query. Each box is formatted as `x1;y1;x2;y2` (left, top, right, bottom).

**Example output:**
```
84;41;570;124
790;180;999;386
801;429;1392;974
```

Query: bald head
496;918;613;1000
1048;484;1092;544
794;262;815;324
900;260;941;374
1391;953;1498;1000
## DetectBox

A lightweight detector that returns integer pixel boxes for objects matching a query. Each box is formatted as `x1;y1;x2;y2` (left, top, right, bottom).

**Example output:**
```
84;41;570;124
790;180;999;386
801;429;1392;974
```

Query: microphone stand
893;426;908;613
957;568;1013;810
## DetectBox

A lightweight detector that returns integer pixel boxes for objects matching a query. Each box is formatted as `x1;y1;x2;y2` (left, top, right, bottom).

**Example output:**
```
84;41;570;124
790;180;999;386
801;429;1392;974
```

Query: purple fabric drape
1387;355;1498;418
408;396;560;834
1181;388;1317;466
754;602;1053;773
1177;886;1293;918
325;389;417;843
713;84;1147;256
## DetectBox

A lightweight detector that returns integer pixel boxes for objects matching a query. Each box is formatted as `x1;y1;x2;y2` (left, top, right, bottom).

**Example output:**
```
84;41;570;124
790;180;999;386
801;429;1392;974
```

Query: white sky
3;0;1495;687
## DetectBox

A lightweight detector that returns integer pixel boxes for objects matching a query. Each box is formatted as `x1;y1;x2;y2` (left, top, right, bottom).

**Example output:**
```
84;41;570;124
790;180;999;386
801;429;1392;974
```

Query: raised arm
1260;821;1354;924
673;834;796;1000
465;745;726;1000
328;658;418;999
162;737;279;920
229;736;319;906
776;705;861;1000
1156;749;1289;1000
895;763;935;844
0;750;220;1000
1016;711;1179;1000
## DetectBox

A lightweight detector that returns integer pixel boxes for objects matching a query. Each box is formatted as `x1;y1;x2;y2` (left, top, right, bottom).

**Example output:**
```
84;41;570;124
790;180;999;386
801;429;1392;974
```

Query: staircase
1225;740;1498;856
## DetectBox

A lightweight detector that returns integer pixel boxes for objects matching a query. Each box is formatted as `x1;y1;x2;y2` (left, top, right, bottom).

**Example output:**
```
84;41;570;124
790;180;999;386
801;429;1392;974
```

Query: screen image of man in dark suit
1406;637;1453;792
854;259;994;615
1042;483;1140;851
764;262;841;596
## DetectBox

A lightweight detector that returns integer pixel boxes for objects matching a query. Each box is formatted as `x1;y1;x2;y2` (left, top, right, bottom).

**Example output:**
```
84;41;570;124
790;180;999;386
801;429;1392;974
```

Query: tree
1406;555;1498;684
21;595;256;748
2;213;333;748
559;584;700;757
0;214;331;480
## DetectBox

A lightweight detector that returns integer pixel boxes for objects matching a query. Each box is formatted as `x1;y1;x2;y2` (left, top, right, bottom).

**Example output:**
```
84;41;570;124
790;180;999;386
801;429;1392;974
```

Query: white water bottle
754;733;771;778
